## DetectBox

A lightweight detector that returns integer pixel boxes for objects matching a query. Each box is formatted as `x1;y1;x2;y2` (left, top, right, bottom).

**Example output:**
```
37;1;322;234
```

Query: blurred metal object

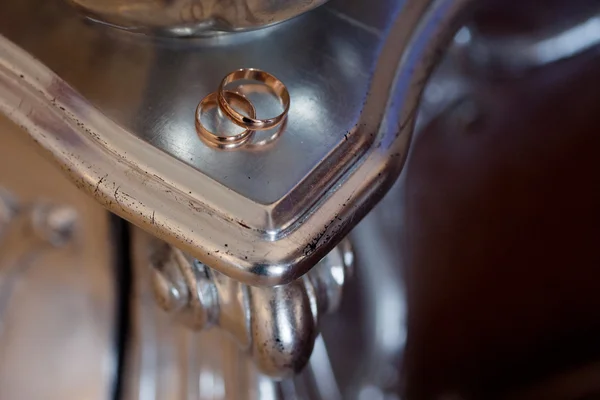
128;209;402;399
150;243;219;330
30;203;78;247
0;0;600;398
415;42;471;131
150;245;190;312
0;188;18;238
0;0;467;395
67;0;331;36
0;0;469;286
457;0;600;72
127;226;299;399
0;115;118;400
148;236;354;378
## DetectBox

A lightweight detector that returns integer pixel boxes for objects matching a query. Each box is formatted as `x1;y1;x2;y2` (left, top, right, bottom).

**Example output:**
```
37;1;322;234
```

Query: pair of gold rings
195;68;290;147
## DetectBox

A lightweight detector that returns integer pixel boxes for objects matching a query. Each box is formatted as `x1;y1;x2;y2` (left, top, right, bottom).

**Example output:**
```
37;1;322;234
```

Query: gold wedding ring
195;90;256;145
217;68;290;131
195;68;289;149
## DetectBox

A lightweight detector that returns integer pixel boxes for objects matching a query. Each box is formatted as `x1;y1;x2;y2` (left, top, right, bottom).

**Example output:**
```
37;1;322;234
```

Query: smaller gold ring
196;90;256;144
217;68;290;131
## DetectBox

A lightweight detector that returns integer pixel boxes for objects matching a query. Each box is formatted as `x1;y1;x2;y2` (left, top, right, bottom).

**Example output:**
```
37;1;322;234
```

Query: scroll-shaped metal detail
150;238;354;378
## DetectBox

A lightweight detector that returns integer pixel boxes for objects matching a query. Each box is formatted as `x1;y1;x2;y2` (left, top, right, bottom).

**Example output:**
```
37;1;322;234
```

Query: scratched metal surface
0;0;398;205
0;0;469;285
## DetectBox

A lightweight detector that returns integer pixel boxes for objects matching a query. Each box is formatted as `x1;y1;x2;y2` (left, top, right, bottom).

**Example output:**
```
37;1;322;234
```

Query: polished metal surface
128;226;345;399
1;2;600;398
122;33;600;398
127;186;407;398
0;115;117;400
148;234;354;378
0;0;471;285
30;202;79;247
68;0;330;35
415;41;470;131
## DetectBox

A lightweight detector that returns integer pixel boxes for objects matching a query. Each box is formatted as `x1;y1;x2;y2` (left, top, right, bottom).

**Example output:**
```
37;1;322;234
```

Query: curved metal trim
0;0;470;286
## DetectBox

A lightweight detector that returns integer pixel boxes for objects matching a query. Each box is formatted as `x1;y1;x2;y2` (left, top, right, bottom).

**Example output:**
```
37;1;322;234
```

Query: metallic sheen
30;203;79;247
147;233;354;378
196;90;256;145
0;115;117;400
0;188;18;239
458;2;600;72
125;174;410;399
0;0;471;286
66;0;331;35
217;68;290;131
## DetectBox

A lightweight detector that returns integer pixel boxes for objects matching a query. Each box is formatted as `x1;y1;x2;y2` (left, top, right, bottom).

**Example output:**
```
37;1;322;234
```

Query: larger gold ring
217;68;290;131
195;90;256;145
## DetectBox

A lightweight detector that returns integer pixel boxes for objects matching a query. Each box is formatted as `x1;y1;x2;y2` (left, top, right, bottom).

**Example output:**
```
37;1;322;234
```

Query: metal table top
0;0;468;285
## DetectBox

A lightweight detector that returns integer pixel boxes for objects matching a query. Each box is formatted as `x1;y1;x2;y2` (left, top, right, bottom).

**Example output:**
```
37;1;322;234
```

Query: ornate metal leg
147;234;353;378
2;0;600;399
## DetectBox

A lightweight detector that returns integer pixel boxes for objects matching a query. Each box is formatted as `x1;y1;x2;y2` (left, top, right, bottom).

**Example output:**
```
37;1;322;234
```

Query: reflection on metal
127;173;408;399
149;236;354;378
0;0;470;286
67;0;330;35
0;115;117;400
30;203;78;247
1;0;600;398
0;199;79;327
195;90;257;148
216;68;290;132
0;199;77;335
415;42;471;131
458;10;600;72
0;188;18;239
340;178;407;397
